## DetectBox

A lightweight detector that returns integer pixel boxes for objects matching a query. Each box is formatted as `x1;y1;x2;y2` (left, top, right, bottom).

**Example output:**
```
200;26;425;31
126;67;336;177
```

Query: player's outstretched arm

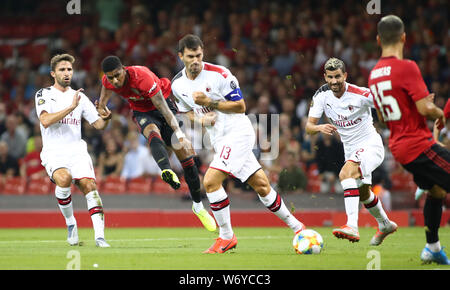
152;90;186;140
92;105;112;130
97;85;113;116
39;88;82;128
305;116;337;135
415;93;444;121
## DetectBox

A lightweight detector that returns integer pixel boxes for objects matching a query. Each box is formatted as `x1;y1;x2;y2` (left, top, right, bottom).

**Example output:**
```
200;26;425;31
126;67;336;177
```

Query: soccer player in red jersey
368;15;449;265
96;56;216;232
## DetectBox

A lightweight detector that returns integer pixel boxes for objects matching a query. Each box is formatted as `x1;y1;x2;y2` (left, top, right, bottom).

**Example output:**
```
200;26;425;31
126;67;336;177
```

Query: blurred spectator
277;151;307;194
96;138;124;178
0;141;19;177
120;130;159;179
315;134;345;194
0;102;6;136
0;0;446;200
1;114;27;160
96;0;125;33
19;135;46;179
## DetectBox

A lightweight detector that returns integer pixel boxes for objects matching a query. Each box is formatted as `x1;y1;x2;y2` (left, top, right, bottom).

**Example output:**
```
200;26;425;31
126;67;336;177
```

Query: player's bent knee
429;185;446;199
78;178;98;194
203;181;221;193
339;166;360;181
52;169;72;187
247;173;271;196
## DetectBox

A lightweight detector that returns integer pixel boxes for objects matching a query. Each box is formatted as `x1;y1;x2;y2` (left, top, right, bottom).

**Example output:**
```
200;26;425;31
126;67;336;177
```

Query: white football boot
95;238;111;248
67;224;79;246
370;221;398;246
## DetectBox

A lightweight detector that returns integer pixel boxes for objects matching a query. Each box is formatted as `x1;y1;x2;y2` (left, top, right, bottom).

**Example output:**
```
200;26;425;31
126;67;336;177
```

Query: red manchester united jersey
102;65;171;112
368;56;434;165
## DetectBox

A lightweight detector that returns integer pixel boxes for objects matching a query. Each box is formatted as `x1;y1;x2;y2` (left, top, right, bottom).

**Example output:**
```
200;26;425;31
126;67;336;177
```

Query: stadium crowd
0;0;448;201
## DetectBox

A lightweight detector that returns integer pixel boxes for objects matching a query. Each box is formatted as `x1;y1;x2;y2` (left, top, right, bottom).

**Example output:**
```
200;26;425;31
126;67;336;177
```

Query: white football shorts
40;141;96;182
344;133;385;185
209;133;261;183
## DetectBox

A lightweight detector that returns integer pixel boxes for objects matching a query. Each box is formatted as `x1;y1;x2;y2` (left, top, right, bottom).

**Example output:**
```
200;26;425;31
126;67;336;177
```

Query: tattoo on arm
209;100;220;110
152;91;180;130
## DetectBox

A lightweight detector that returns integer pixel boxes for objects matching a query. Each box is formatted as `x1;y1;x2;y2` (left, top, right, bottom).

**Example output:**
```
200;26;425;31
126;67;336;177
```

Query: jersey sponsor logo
330;117;362;128
59;117;81;125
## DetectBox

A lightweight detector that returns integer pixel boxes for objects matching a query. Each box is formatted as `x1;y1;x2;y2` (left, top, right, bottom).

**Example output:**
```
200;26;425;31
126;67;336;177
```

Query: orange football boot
203;234;237;254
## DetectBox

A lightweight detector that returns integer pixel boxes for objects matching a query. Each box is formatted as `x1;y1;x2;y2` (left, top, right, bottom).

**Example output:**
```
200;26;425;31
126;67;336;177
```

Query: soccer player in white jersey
36;54;111;247
171;34;306;253
306;58;397;245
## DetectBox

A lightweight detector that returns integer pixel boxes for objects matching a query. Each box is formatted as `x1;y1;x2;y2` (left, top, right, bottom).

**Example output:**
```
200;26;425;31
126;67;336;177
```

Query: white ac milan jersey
35;86;100;154
308;82;379;152
171;62;254;146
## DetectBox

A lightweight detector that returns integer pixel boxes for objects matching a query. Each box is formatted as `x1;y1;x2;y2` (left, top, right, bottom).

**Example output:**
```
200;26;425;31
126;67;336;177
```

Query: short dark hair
178;34;204;54
377;15;404;46
101;55;122;73
50;54;74;72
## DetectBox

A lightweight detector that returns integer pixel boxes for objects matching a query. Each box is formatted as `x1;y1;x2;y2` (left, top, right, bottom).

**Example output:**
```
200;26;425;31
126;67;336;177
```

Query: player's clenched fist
192;91;211;106
94;100;112;120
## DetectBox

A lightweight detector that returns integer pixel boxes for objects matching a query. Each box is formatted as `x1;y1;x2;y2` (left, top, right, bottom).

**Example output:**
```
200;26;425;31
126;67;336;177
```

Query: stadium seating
390;171;416;192
26;177;54;195
99;176;127;194
1;177;27;195
126;176;152;194
150;177;175;195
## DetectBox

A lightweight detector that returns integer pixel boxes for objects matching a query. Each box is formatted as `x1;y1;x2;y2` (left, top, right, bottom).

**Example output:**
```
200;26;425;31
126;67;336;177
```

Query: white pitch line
0;235;289;245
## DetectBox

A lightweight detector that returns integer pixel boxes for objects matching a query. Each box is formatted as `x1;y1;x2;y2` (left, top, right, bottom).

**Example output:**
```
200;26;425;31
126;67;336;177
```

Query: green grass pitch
0;227;448;270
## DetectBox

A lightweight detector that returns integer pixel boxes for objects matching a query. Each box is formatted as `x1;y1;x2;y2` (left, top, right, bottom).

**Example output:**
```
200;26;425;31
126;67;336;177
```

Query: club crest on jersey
38;99;45;105
348;105;354;112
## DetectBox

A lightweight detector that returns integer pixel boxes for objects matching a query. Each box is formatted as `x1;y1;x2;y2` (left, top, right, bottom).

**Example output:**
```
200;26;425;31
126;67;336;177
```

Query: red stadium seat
391;171;416;192
1;177;26;195
306;165;321;193
127;177;152;194
99;176;126;194
151;177;175;195
27;177;54;195
177;177;190;194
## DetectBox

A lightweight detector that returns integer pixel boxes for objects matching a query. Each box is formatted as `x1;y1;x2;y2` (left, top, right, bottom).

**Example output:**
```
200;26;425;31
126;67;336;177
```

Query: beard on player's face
56;75;71;88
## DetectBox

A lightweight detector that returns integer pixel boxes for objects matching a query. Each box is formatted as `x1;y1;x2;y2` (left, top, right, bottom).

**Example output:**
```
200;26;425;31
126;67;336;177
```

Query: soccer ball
292;229;324;254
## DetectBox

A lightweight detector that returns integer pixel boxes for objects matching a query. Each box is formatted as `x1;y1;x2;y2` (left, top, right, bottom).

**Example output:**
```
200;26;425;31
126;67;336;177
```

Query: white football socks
207;187;233;240
361;191;390;229
341;178;360;229
55;186;76;226
85;190;105;240
258;188;304;233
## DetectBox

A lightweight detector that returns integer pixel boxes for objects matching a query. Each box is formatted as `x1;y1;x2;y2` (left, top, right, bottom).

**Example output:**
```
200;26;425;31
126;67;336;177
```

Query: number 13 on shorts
220;145;231;160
